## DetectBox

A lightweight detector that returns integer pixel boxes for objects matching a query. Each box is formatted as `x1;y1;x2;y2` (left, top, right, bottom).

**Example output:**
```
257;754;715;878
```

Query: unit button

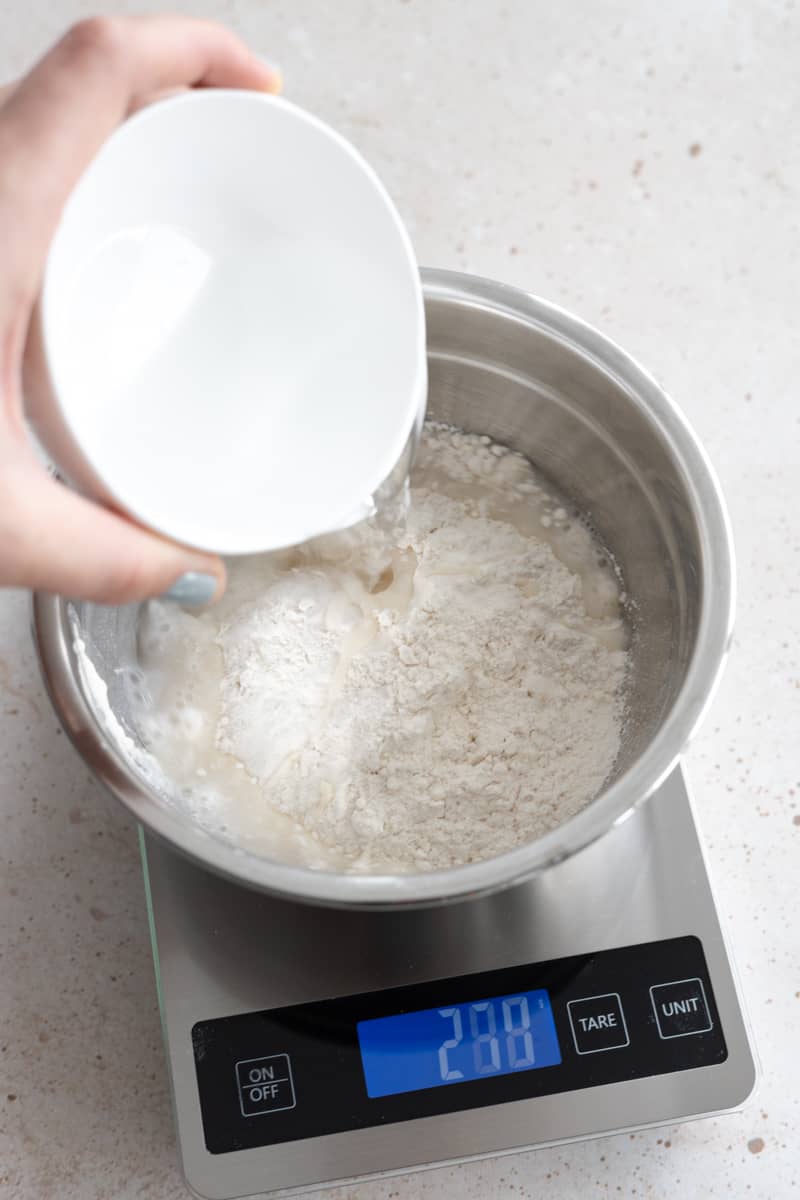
567;992;630;1054
650;978;712;1039
235;1053;296;1117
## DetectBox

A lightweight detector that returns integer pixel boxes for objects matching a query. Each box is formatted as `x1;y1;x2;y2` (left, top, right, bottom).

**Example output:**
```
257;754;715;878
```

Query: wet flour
136;425;629;873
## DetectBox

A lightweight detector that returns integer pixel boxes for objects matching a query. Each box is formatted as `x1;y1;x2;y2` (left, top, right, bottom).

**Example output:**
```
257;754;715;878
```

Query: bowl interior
42;90;425;553
67;285;703;837
40;272;729;906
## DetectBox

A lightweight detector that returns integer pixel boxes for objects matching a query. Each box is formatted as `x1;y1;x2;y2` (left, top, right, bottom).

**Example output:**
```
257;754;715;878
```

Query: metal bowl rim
32;267;735;908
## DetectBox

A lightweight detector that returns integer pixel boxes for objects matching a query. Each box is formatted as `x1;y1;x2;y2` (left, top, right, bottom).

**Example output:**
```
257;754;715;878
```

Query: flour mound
138;425;629;873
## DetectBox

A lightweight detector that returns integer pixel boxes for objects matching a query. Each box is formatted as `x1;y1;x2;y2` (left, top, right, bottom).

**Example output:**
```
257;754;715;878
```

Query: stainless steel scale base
142;768;756;1200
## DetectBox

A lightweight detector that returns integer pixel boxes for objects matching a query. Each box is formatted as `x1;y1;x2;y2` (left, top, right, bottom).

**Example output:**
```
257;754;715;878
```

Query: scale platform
142;768;756;1199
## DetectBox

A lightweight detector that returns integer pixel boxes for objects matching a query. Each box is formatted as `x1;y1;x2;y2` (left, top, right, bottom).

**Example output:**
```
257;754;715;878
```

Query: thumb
1;461;226;604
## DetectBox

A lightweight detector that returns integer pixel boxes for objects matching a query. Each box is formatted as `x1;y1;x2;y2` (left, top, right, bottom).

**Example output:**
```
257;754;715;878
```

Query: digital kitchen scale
141;768;756;1200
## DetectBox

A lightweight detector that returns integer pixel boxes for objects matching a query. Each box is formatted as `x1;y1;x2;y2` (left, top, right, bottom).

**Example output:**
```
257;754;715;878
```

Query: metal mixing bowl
33;268;734;908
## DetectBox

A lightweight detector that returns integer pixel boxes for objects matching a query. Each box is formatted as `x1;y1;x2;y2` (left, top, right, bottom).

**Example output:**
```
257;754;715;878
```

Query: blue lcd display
357;988;561;1099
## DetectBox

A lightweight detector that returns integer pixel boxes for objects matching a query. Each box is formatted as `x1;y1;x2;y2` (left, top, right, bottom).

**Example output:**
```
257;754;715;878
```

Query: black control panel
192;936;727;1155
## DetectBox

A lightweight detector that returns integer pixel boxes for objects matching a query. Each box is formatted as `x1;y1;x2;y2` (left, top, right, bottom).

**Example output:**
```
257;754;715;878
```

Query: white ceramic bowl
30;90;427;554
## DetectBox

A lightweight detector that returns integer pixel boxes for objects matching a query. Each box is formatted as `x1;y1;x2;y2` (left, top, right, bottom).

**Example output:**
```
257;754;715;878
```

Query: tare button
235;1053;296;1117
567;992;630;1054
650;978;713;1039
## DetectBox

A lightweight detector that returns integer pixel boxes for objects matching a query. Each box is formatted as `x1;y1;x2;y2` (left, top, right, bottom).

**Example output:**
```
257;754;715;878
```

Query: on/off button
235;1053;296;1117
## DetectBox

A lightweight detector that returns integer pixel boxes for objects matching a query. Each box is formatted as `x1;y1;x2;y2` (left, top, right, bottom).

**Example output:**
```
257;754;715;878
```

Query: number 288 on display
356;985;561;1098
438;995;538;1079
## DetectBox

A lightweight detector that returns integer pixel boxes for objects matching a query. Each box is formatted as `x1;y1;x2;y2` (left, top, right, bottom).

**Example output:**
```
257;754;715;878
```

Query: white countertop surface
1;2;798;1197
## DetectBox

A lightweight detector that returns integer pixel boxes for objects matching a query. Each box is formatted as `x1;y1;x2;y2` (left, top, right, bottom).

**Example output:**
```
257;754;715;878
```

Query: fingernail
257;57;283;94
162;572;218;607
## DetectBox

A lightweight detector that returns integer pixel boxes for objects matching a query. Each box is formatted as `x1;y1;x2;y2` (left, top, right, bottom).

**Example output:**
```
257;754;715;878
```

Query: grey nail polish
162;572;217;607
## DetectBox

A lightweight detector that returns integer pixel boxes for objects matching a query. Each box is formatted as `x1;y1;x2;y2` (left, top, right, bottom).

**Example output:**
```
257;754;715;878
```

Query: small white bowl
30;90;427;554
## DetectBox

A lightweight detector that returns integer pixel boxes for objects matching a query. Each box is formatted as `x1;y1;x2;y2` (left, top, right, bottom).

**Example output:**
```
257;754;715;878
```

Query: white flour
134;425;629;873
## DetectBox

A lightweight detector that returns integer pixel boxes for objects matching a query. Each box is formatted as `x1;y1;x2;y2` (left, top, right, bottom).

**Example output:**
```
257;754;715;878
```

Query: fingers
0;17;273;604
0;458;226;604
127;85;190;117
0;15;280;310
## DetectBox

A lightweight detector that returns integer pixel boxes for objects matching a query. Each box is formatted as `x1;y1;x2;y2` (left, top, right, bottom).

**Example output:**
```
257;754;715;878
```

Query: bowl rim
32;267;735;908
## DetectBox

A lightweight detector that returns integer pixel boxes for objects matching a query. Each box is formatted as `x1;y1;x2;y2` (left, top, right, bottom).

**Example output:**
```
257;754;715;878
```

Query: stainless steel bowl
33;269;734;908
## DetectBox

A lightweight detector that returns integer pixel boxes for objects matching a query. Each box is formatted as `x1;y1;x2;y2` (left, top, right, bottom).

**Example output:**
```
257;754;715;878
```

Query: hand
0;16;280;604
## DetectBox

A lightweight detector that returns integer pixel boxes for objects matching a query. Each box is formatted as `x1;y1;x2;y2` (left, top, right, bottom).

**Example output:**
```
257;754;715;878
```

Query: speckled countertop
1;2;798;1197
